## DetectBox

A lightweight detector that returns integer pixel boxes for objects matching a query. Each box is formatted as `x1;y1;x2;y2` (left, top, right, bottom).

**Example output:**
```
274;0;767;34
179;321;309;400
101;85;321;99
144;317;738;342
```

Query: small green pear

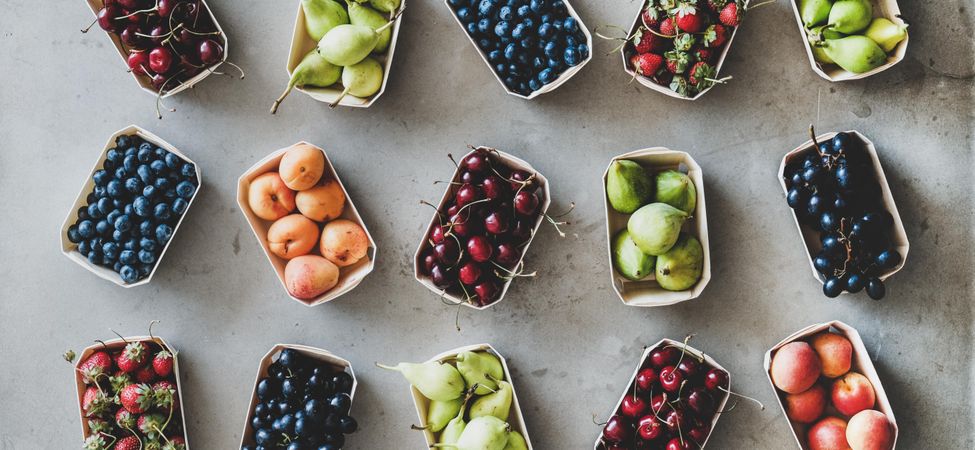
612;230;655;281
329;56;384;107
806;25;845;64
377;360;466;401
606;160;654;214
655;233;704;291
654;170;696;214
270;50;342;114
799;0;833;28
370;0;401;13
627;203;689;256
317;12;399;66
427;397;464;433
347;0;393;52
502;431;528;450
819;35;887;73
438;392;473;445
302;0;350;41
826;0;873;34
469;380;513;421
864;17;908;52
438;416;509;450
456;351;504;395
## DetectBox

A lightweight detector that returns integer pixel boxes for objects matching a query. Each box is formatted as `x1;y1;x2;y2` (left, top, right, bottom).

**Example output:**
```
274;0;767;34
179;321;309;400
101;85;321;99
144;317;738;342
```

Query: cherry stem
745;0;777;11
81;18;97;33
148;320;159;341
717;386;766;410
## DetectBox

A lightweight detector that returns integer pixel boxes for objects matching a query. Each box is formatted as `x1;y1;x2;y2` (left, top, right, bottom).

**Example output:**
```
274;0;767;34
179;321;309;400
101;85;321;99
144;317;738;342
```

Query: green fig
655;233;704;291
469;380;513;421
428;397;464;433
819;35;887;73
302;0;350;41
434;416;510;450
270;50;342;114
377;361;466;401
606;160;654;214
370;0;401;13
347;0;393;53
503;431;528;450
627;203;689;256
612;230;655;281
654;170;696;214
317;12;399;66
826;0;872;34
455;351;504;395
799;0;832;28
864;17;908;52
329;56;384;107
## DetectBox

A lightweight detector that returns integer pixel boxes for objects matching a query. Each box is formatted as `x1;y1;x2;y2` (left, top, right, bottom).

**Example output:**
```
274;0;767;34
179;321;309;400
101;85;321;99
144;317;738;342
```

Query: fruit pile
245;144;370;301
607;160;703;291
417;148;547;308
800;0;907;74
625;0;749;98
243;348;358;449
769;330;894;450
271;0;402;112
379;349;528;449
598;341;732;449
447;0;590;97
71;338;186;450
85;0;228;94
67;133;198;284
782;130;900;299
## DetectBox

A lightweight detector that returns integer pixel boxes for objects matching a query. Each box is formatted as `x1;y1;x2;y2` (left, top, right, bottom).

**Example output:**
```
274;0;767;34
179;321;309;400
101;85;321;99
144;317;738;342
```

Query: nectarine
267;214;320;259
771;341;822;394
808;416;851;450
832;372;875;417
248;172;296;221
785;384;826;423
811;331;853;378
284;255;339;300
846;410;893;450
296;178;346;222
279;144;325;191
320;219;369;267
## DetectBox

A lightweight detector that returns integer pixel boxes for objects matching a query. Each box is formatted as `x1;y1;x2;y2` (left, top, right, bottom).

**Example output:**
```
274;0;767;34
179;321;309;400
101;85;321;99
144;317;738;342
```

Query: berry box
413;147;551;310
60;125;202;288
239;344;357;449
285;0;406;108
236;142;376;306
602;149;711;306
444;0;593;99
790;0;907;81
777;131;908;290
82;0;229;98
595;338;731;449
764;321;899;449
410;343;534;449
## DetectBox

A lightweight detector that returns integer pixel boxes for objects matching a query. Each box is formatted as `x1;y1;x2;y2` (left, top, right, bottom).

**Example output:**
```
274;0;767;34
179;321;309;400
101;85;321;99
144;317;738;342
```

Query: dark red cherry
120;24;146;48
434;239;459;266
198;38;223;65
677;358;702;380
509;170;531;189
495;243;520;267
455;183;481;207
635;367;657;392
601;415;632;444
664;408;686;434
704;369;728;392
650;394;666;414
665;437;693;450
474;280;499;306
430;264;455;289
650;347;679;368
420;251;437;275
511;218;533;241
513;190;539;216
97;6;124;32
659;366;683;393
620;395;648;418
636;415;665;441
458;261;483;286
446;204;460;217
464;153;489;173
127;51;150;74
157;0;179;17
449;213;477;237
687;387;715;417
148;46;173;74
480;175;508;201
466;235;493;262
147;25;167;43
459;171;479;185
484;210;509;235
688;424;710;445
430;225;446;244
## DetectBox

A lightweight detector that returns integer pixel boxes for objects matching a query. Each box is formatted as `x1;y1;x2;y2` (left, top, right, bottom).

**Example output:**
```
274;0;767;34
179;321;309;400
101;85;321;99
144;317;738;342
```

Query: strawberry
116;341;148;373
673;33;696;52
707;0;729;12
113;436;140;450
632;28;665;54
659;17;677;36
631;53;665;77
719;1;742;27
137;413;166;439
152;350;173;378
693;46;715;64
88;418;113;435
83;386;111;418
664;50;692;74
119;383;154;414
163;437;187;450
135;365;156;384
642;4;663;28
79;351;113;384
689;61;717;87
84;434;110;450
116;408;137;429
672;2;705;33
153;380;180;410
109;372;133;394
703;24;728;48
669;75;692;96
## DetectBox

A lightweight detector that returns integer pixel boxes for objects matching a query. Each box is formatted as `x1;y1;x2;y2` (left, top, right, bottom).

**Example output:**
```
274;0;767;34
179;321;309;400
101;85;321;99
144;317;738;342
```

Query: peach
785;384;827;423
248;172;296;221
832;372;875;416
808;416;851;450
771;341;822;394
284;255;339;300
296;178;346;222
279;144;325;191
810;331;853;378
319;219;369;267
267;214;320;259
846;410;893;450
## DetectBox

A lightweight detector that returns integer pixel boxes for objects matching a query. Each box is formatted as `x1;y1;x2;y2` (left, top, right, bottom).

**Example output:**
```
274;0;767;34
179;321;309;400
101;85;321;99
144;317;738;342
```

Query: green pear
612;230;655;281
317;15;398;66
470;380;513;421
819;35;887;73
627;203;689;256
826;0;873;34
377;361;466;401
456;351;504;395
270;50;342;114
654;170;696;214
347;0;393;53
799;0;832;28
655;233;704;291
435;416;509;450
329;56;384;107
302;0;349;41
428;397;464;433
606;160;654;214
503;431;528;450
864;17;908;52
370;0;401;13
806;25;845;64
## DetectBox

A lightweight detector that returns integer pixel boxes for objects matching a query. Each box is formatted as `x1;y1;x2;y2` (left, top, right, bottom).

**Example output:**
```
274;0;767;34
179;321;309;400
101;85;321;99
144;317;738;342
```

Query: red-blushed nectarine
846;409;893;450
279;144;325;191
267;214;320;260
810;331;853;378
785;384;827;423
808;416;851;450
248;172;296;221
284;255;339;300
320;219;369;267
296;178;346;222
771;341;822;394
832;372;875;416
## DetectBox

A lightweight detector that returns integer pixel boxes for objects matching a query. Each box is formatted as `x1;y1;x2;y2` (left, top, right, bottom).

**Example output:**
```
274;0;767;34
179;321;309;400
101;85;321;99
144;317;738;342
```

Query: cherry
149;46;174;74
455;183;480;207
474;280;499;305
147;25;167;44
430;225;446;244
127;51;150;74
480;175;508;201
495;243;520;267
659;366;683;393
665;437;693;450
466;235;493;262
118;0;145;9
635;367;658;392
509;170;531;190
484;210;509;235
677;358;702;380
122;9;142;24
420;251;437;275
687;423;710;445
449;212;477;237
703;369;728;392
511;218;533;241
464;153;489;173
150;72;168;89
446;204;460;217
650;393;666;414
601;415;632;444
157;0;179;17
620;395;648;418
433;239;459;266
198;38;223;65
458;261;483;286
430;264;455;289
120;24;146;48
96;6;124;32
663;408;686;434
636;415;665;441
650;347;679;368
687;387;714;417
514;190;539;216
459;171;479;185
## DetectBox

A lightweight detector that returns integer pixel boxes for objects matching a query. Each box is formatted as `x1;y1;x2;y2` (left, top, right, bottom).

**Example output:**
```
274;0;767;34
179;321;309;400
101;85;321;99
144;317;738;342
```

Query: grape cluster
783;131;900;300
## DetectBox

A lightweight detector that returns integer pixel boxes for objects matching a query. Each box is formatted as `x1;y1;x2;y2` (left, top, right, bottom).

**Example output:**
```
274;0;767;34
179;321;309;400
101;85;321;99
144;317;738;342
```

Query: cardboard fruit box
239;344;357;448
410;343;534;449
236;142;376;306
60;125;203;288
764;321;899;449
790;0;907;81
602;149;711;307
777;130;908;288
74;335;190;448
413;147;551;310
443;0;593;99
286;0;406;108
83;0;229;98
594;338;731;449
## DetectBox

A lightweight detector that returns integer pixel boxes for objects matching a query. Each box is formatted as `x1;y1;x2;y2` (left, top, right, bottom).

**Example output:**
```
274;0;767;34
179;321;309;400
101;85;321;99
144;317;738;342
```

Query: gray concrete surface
1;1;973;448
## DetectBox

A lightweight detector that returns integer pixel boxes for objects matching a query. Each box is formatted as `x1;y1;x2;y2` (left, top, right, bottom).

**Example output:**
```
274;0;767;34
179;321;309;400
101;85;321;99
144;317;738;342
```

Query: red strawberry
116;342;148;373
642;5;662;28
707;0;729;12
719;2;742;26
703;24;728;48
116;408;137;429
665;50;692;74
153;380;180;410
114;436;140;450
632;28;665;54
659;17;677;36
631;53;665;77
119;383;154;413
693;47;715;64
137;413;166;438
83;386;111;418
673;3;705;33
79;351;113;384
163;436;186;450
152;350;173;378
689;61;717;86
136;365;156;383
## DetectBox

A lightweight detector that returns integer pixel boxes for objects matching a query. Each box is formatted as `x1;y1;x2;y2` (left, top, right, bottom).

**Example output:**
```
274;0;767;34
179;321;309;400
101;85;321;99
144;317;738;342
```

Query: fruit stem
270;82;296;114
81;17;97;33
717;386;765;410
376;8;405;34
328;85;352;109
375;362;399;371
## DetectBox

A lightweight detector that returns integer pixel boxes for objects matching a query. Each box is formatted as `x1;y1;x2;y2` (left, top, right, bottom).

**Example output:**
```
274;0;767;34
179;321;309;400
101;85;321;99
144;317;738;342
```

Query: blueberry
172;198;189;215
564;46;579;65
328;393;352;414
487;49;503;63
113;167;126;181
519;35;536;49
456;7;473;22
106;180;123;198
478;0;495;16
547;57;562;69
496;62;507;75
543;41;561;58
551;0;566;12
538;67;555;84
175;180;196;199
155;224;173;244
136;165;152;185
78;240;91;255
516;4;531;17
150;160;167;175
67;225;83;243
77;220;95;239
77;207;90;221
339;415;358;434
832;132;851;152
102;242;119;260
866;277;885;300
93;170;110;186
529;0;545;13
95;220;111;236
113;229;126;241
115;135;132;149
121;155;137;175
180;163;196;178
563;16;578;33
466;21;478;36
123;177;141;194
577;43;590;59
106;148;122;163
537;22;553;39
161;152;179;169
140;220;154;237
138;249;156;264
511;22;528;39
506;63;522;77
119;249;138;265
531;56;546;70
133;197;151;217
501;42;518;60
114;214;133;233
143;185;157;199
123;238;138;250
87;203;102;219
155;177;171;190
515;51;529;65
494;20;511;38
499;5;513;20
87;250;102;265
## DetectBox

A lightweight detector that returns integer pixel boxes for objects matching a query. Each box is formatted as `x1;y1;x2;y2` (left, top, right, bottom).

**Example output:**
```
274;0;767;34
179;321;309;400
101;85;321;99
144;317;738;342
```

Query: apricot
284;255;339;300
248;172;296;221
320;219;369;267
846;410;893;450
770;341;822;394
267;214;320;259
808;416;851;450
296;178;346;222
279;144;325;191
810;331;853;378
832;372;875;417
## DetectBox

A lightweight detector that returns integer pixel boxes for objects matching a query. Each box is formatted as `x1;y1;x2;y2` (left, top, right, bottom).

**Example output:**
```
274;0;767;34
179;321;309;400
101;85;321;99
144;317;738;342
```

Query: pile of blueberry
783;131;900;300
66;133;198;284
449;0;590;96
244;348;358;450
